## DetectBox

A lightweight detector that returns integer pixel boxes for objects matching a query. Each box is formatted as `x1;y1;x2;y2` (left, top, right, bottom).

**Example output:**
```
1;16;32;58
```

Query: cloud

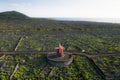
7;3;34;16
10;3;32;9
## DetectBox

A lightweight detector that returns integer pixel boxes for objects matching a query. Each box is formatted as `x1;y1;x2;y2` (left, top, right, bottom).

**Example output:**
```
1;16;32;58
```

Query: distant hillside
0;11;29;19
0;11;120;31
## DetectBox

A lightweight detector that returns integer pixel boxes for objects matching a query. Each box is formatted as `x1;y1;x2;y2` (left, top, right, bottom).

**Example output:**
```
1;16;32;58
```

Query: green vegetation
0;11;120;53
0;32;21;51
0;54;103;80
13;30;120;54
0;11;29;20
74;55;102;80
0;11;120;79
93;56;120;79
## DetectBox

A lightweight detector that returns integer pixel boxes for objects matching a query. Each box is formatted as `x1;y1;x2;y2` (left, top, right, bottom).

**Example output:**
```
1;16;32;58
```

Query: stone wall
47;54;73;67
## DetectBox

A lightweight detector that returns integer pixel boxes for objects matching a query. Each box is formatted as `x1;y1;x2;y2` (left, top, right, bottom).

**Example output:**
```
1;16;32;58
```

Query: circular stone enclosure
47;53;73;67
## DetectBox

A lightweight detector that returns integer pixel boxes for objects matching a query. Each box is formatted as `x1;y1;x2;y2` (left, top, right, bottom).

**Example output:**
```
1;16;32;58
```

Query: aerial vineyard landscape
0;11;120;80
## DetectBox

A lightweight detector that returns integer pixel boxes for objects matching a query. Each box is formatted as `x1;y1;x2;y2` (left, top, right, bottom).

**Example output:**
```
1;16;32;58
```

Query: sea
54;18;120;23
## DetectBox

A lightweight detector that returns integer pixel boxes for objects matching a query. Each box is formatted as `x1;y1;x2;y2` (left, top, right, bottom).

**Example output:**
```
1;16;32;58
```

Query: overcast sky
0;0;120;18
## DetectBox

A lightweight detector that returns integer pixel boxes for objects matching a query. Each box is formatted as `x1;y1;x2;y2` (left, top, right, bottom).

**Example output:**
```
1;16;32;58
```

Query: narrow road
0;51;120;58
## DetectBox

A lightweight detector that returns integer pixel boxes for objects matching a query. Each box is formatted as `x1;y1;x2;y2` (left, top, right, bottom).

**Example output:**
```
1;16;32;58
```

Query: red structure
47;44;73;66
56;44;64;53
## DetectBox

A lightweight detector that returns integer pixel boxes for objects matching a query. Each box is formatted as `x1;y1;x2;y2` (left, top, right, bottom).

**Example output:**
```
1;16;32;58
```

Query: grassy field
0;11;120;80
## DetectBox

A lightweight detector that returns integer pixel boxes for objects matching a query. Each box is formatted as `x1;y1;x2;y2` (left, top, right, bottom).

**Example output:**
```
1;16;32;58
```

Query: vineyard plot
15;30;120;54
73;55;103;80
93;56;120;79
0;60;17;80
0;54;105;80
0;32;22;51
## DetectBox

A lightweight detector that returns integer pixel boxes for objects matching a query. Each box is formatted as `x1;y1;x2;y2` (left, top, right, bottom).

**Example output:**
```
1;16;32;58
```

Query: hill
0;11;29;19
0;11;120;31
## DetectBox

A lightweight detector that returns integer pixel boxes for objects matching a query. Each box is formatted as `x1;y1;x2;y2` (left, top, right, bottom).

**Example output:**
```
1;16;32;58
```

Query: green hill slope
0;11;119;31
0;11;29;19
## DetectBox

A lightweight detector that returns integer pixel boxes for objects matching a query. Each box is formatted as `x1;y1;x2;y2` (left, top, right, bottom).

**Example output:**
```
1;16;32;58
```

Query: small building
56;44;64;53
55;44;64;57
47;44;73;67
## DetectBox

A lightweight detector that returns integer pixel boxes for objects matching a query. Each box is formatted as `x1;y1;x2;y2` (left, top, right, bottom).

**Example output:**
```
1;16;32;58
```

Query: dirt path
0;51;120;58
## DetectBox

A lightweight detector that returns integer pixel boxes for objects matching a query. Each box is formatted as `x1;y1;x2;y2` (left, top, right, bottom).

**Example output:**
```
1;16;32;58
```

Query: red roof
57;45;63;49
56;44;64;53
